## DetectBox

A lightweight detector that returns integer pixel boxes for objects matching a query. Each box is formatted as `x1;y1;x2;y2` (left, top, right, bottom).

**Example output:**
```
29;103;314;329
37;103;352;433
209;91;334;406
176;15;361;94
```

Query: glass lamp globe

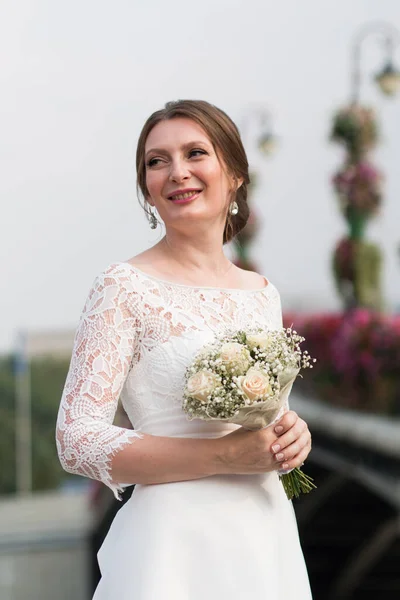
257;132;276;156
375;62;400;96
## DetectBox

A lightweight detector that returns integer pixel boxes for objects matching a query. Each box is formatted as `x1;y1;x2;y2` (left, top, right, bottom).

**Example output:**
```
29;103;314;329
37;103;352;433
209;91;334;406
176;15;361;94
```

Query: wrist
209;436;233;476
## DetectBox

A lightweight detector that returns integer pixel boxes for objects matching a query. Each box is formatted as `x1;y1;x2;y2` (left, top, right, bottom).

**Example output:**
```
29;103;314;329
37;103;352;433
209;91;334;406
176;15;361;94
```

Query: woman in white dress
56;99;313;599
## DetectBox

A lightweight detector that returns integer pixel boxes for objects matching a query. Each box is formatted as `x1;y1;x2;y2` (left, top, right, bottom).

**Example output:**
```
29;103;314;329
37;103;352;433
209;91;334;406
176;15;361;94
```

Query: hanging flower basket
332;161;383;219
330;105;379;158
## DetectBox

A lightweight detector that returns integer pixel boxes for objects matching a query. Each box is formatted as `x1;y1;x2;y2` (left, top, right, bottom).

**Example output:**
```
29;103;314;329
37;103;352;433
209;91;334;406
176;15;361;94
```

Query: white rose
219;342;251;375
236;368;273;403
246;333;274;351
187;370;219;403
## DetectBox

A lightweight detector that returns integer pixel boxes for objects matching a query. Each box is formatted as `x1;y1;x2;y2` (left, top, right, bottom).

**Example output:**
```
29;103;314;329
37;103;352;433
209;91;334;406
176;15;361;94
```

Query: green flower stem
280;467;317;501
347;206;367;240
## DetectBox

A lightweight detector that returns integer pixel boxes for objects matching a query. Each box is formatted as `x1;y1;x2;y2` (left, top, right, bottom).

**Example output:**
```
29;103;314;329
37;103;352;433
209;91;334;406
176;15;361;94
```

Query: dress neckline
116;262;271;294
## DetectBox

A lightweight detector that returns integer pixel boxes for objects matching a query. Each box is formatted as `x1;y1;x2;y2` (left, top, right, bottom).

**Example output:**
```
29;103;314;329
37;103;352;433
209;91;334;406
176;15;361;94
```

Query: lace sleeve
56;266;142;499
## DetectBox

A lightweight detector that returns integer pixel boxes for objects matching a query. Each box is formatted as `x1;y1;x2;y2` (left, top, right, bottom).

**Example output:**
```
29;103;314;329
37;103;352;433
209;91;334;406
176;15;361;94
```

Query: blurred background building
1;1;400;598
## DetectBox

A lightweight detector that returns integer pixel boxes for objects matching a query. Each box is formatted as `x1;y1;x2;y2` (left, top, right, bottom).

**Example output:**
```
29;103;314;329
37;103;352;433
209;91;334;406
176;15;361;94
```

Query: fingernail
275;453;284;461
275;426;283;434
272;444;280;453
282;463;289;470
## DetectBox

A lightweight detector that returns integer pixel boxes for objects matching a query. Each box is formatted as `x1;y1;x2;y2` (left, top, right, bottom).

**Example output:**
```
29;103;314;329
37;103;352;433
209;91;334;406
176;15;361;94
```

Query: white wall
1;0;400;351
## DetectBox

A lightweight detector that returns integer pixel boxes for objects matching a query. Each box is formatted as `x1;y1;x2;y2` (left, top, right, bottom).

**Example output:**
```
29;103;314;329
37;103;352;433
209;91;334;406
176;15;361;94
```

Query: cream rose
236;368;273;403
219;342;251;375
187;370;219;403
246;333;274;352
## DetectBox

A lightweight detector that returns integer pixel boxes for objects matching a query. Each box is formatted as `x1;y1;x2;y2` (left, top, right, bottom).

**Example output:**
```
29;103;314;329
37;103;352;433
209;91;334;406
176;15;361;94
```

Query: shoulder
88;262;133;287
232;266;272;291
84;262;148;309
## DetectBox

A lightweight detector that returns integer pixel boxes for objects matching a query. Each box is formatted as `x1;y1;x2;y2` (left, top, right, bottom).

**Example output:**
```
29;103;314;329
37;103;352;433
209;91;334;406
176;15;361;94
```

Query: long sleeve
56;266;142;499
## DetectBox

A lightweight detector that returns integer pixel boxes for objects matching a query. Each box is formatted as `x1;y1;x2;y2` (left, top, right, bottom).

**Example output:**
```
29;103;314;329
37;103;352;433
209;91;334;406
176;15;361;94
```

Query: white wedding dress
56;262;312;600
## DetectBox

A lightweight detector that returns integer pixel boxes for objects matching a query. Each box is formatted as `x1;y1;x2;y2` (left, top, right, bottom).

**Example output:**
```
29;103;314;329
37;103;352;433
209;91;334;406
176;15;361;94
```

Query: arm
56;266;228;494
110;413;310;485
56;267;142;499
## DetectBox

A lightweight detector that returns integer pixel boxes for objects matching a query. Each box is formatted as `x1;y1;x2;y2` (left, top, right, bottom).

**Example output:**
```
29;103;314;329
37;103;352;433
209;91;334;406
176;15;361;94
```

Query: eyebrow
145;140;211;157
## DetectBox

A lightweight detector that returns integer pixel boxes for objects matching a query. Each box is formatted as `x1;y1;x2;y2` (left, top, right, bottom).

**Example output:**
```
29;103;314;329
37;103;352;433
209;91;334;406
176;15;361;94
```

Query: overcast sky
1;0;400;352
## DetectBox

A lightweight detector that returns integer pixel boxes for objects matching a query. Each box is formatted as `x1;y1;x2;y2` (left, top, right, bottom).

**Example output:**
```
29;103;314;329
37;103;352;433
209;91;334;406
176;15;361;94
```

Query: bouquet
183;327;317;500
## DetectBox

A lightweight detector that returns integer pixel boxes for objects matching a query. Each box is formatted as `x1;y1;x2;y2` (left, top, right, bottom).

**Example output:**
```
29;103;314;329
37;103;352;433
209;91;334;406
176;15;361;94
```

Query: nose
168;158;190;183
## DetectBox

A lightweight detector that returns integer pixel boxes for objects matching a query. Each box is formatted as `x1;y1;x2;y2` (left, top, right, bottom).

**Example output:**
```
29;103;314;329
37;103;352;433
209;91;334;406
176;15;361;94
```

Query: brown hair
136;99;250;244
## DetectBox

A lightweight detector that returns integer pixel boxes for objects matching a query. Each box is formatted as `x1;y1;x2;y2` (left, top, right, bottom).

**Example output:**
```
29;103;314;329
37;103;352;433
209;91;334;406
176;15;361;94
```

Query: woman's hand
216;411;311;475
272;410;312;471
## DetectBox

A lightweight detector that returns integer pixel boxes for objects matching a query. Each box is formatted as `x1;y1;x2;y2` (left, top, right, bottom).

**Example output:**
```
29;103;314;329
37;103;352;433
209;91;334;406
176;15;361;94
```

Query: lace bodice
56;262;284;498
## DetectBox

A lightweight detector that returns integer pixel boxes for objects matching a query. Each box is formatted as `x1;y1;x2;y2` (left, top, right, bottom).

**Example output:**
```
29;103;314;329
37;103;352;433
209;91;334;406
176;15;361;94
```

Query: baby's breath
183;327;315;421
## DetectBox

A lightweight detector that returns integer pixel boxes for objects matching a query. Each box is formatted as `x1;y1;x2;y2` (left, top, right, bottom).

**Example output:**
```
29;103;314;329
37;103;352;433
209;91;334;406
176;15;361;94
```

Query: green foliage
330;105;378;159
333;238;383;311
0;357;17;494
0;355;71;495
330;104;384;311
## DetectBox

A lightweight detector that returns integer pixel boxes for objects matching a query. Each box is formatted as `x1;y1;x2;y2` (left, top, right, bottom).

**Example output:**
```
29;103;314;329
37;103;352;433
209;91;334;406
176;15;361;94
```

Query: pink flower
352;309;372;328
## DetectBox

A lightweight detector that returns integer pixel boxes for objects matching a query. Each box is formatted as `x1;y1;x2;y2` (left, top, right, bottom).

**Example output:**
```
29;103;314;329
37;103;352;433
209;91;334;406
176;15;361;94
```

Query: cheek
145;170;164;197
200;163;232;195
203;162;224;182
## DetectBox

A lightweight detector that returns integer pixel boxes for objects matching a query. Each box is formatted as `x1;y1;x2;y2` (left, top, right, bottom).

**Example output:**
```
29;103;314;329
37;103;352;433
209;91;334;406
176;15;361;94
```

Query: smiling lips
167;189;202;204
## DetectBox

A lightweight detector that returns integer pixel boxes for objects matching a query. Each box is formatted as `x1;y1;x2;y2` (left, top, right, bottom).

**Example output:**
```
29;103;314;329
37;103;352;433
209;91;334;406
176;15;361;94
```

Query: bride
56;99;313;599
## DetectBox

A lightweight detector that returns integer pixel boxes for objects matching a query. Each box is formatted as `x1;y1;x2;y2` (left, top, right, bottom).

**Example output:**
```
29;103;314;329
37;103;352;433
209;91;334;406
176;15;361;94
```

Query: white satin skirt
93;470;312;599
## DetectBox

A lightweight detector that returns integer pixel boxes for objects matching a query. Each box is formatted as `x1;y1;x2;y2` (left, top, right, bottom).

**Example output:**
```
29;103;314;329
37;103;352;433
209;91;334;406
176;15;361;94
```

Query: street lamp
351;21;400;103
233;106;276;271
331;21;400;311
240;106;277;157
375;62;400;96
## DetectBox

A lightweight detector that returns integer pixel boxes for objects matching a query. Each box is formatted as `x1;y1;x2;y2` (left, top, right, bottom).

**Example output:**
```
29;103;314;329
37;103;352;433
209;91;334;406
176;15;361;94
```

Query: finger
271;419;308;454
273;430;311;463
273;411;298;435
280;441;312;471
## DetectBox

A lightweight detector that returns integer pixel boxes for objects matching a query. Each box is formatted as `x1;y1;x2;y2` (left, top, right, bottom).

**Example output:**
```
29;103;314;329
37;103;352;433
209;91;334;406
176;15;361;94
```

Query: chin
165;204;205;220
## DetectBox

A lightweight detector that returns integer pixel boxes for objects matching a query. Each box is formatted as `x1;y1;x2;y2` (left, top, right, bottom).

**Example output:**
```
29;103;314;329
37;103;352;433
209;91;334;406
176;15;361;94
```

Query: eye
146;157;163;168
188;148;208;158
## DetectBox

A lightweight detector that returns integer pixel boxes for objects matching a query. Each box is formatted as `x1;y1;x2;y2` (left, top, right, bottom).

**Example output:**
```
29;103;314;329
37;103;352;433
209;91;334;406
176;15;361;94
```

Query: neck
159;228;231;277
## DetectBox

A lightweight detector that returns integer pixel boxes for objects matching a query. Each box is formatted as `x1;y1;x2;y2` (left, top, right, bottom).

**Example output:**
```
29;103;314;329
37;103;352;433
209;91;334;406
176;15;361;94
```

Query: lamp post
331;22;400;312
234;106;276;271
14;331;32;495
351;20;400;104
240;106;277;158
